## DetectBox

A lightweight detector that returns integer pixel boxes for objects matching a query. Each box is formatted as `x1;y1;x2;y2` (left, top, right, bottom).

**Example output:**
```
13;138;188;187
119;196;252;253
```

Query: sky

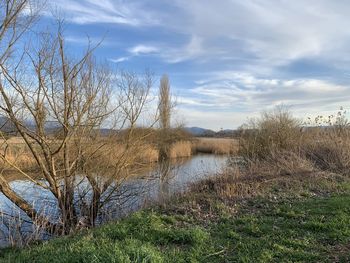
42;0;350;130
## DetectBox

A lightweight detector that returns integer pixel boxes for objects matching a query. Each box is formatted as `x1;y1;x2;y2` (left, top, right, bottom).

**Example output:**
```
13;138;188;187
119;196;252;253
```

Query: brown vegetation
238;106;303;160
192;107;350;204
153;107;350;226
1;137;233;173
238;106;350;173
169;141;192;158
192;138;238;155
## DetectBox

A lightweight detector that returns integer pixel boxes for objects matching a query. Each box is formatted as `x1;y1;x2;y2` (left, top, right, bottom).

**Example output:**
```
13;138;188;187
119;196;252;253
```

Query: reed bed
170;141;192;159
192;138;238;155
0;147;37;171
0;136;238;172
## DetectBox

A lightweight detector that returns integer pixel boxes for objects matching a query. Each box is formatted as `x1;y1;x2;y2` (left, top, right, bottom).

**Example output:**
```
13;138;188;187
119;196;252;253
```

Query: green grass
210;194;350;262
1;189;350;262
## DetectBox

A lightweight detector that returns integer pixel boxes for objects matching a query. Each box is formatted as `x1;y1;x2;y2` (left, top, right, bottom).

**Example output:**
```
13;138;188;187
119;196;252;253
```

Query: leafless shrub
239;106;303;160
239;106;350;175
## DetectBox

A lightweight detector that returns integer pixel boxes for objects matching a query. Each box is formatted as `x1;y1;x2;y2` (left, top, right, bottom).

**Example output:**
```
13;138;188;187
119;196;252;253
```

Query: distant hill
216;129;237;137
0;116;16;134
184;127;216;137
184;127;241;138
0;117;62;135
0;118;238;138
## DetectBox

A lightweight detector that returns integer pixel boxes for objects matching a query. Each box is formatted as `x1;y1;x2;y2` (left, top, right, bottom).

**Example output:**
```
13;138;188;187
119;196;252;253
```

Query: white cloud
110;57;130;63
128;45;159;55
170;0;350;66
180;71;350;125
109;45;159;64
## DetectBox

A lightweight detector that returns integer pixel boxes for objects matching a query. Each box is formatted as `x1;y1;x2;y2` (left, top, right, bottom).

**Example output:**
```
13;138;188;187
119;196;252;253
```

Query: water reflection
158;159;172;202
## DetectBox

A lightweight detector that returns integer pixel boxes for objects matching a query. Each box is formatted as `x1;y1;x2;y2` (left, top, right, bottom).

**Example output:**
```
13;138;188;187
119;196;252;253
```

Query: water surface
0;154;227;246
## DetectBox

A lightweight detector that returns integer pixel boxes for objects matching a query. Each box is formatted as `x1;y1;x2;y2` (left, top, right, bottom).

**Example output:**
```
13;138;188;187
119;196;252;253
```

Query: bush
238;106;350;174
239;106;303;160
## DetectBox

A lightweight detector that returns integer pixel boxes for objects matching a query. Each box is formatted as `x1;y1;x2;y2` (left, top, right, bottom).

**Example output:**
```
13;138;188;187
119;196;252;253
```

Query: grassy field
1;166;349;262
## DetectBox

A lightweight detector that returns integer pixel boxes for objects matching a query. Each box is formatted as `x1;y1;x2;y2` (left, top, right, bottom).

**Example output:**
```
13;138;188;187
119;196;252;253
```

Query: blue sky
43;0;350;130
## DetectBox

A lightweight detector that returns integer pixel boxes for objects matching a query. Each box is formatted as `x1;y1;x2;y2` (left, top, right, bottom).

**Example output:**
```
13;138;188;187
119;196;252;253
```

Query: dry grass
0;145;37;171
136;144;159;163
209;107;350;202
192;138;238;155
0;135;239;173
0;139;194;172
170;141;192;159
186;151;347;213
303;134;350;173
238;107;350;173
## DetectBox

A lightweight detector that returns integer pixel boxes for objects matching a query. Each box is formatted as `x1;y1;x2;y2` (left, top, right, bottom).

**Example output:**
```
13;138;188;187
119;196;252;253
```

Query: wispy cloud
170;1;350;67
110;57;130;63
161;35;206;63
109;45;159;64
49;0;158;26
188;71;350;113
128;45;159;55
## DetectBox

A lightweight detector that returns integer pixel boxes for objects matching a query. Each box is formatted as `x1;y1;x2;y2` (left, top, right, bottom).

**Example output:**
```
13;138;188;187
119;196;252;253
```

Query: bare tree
0;3;157;237
159;75;171;130
158;74;172;161
0;0;40;63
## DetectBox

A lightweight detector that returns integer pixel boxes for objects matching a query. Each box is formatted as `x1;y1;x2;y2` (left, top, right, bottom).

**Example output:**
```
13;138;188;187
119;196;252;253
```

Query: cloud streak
49;0;157;26
190;72;350;110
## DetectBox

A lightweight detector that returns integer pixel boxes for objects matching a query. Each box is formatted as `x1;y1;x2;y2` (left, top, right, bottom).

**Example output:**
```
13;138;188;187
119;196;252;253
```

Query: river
0;154;227;247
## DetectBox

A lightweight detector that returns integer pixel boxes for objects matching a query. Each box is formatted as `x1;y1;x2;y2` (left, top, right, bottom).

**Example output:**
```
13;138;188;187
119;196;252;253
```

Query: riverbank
1;165;350;262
